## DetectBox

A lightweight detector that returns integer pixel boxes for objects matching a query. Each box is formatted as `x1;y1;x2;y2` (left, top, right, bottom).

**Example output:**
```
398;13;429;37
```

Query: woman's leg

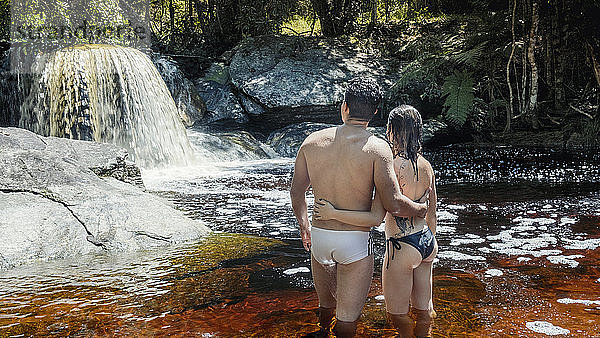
411;242;437;312
382;244;421;336
411;242;438;337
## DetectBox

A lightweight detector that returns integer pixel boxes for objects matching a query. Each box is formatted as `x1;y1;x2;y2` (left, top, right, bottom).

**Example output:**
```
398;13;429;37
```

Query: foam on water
563;238;600;250
283;267;310;275
437;251;485;261
450;236;485;246
546;255;584;268
446;205;466;210
512;216;557;226
559;217;578;225
437;211;459;221
436;225;456;234
484;269;503;277
526;321;570;335
557;298;600;306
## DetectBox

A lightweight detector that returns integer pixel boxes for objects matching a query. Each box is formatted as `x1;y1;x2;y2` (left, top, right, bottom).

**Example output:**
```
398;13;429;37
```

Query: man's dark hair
344;77;383;121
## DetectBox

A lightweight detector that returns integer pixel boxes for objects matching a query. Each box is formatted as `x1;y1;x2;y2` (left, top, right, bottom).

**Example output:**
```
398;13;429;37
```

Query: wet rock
388;80;445;120
194;79;248;124
0;50;24;127
188;128;277;161
267;122;335;157
421;119;451;147
267;120;450;157
153;54;207;126
229;35;398;132
368;120;449;147
0;127;210;270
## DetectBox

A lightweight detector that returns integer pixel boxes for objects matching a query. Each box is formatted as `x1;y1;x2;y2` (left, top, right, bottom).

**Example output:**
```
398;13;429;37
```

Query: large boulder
229;35;398;132
153;54;207;126
0;128;210;270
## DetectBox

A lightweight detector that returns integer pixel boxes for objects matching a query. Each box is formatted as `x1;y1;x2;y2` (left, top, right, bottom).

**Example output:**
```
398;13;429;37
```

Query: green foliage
442;70;474;126
0;0;8;43
445;40;487;67
237;0;298;37
151;0;300;54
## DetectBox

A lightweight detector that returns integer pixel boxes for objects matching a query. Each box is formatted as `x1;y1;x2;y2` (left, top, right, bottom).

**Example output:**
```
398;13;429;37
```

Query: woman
314;105;438;336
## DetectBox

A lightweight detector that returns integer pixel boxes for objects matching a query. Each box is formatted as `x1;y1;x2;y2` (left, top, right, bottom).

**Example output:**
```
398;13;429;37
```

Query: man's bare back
300;124;392;232
289;77;427;337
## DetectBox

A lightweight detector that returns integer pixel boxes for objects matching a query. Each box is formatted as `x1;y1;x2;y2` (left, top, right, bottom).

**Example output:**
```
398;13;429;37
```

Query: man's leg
333;254;374;338
311;254;337;331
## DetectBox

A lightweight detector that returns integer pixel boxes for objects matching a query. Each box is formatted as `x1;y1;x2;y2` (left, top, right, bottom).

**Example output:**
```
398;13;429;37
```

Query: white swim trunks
311;227;373;265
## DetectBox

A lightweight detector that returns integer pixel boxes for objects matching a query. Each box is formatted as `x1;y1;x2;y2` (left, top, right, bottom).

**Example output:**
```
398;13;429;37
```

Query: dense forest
1;0;599;146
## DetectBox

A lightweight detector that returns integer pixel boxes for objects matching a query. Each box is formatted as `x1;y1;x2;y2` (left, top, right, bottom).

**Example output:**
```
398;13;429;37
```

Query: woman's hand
313;198;336;221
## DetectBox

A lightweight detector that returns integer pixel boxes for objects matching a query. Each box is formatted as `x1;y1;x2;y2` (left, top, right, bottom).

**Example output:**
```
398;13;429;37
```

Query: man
290;77;428;337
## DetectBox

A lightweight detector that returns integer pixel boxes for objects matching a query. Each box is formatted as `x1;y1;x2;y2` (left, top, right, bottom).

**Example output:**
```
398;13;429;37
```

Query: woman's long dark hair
386;105;423;176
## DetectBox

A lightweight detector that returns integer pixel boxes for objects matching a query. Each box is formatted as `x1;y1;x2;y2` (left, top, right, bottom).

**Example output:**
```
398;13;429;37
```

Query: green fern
448;42;487;67
390;60;426;92
442;70;474;126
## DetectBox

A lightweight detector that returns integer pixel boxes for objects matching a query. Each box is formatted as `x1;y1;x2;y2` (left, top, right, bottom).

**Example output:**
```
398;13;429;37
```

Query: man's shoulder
365;134;393;158
301;126;337;146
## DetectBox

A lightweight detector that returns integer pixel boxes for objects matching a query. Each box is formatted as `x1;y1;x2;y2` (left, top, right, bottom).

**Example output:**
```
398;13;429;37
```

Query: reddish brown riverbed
2;148;600;336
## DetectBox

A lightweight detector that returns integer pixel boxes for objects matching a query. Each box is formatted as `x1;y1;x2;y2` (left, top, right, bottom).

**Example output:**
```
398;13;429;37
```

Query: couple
290;77;438;337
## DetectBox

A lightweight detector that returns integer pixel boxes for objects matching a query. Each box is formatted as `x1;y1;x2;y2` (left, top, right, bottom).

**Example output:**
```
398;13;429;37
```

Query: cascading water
19;44;194;168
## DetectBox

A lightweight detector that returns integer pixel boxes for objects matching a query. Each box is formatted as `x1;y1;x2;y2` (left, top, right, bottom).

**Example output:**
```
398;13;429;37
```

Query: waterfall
19;44;194;168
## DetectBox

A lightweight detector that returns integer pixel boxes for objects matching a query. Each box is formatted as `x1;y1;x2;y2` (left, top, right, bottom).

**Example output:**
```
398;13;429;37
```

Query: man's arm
290;146;312;251
373;145;427;218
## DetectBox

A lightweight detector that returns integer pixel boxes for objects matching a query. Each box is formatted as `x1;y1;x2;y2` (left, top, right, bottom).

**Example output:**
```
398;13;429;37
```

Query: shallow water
1;146;600;336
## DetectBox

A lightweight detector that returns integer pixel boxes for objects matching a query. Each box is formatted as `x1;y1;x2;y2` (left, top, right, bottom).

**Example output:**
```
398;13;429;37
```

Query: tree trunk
544;31;553;93
586;41;600;89
527;1;540;128
169;0;175;46
310;0;358;37
310;0;336;36
519;0;528;117
505;0;517;132
552;0;565;109
371;0;378;25
385;0;390;22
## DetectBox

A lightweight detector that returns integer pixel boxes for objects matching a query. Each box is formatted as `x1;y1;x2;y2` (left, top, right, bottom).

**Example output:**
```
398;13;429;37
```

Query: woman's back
384;155;435;237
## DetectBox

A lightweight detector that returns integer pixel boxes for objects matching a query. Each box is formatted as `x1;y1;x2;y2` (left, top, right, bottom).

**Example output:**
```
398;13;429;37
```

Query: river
1;129;599;337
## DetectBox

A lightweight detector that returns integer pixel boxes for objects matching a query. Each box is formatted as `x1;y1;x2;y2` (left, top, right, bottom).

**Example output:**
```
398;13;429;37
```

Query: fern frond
442;70;474;126
448;42;487;66
389;60;425;93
